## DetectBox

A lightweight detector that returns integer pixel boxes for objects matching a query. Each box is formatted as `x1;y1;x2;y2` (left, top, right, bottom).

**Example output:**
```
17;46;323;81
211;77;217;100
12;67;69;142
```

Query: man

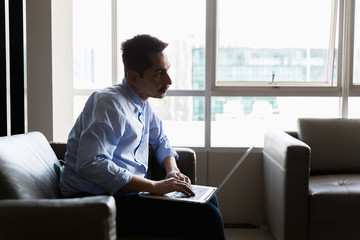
59;34;226;239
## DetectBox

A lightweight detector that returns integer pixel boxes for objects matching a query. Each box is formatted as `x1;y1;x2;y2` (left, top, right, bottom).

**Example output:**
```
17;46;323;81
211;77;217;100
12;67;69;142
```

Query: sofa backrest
0;132;61;199
298;118;360;173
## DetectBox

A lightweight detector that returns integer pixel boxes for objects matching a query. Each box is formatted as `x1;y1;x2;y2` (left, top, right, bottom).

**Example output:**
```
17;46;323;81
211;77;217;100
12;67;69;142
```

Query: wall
196;148;265;225
51;0;73;141
26;0;73;141
26;0;53;139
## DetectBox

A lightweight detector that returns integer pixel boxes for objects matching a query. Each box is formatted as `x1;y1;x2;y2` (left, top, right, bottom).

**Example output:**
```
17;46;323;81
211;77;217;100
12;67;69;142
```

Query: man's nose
165;72;172;85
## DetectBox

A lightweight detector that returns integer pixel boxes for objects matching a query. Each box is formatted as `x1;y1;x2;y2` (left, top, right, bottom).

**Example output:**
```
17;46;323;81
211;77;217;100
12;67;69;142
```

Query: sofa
263;118;360;240
0;131;196;240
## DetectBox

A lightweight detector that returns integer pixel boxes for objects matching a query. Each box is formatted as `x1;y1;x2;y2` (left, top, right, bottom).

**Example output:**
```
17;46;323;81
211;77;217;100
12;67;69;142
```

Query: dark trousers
113;192;226;240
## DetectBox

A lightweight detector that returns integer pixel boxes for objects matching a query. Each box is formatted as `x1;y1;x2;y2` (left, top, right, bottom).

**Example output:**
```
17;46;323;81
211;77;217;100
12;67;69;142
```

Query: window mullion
340;0;355;118
326;0;339;85
111;0;118;85
205;0;217;149
166;90;205;97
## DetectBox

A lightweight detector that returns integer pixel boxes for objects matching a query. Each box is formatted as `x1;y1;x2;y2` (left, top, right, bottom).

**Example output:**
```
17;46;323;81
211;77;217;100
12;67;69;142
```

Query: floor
225;226;274;240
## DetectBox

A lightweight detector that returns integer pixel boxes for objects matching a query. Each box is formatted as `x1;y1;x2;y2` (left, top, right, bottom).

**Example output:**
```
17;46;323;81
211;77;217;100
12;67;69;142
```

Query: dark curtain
0;0;25;136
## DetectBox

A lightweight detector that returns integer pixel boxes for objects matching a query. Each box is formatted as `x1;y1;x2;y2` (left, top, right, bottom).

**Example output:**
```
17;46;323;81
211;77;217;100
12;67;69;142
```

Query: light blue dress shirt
59;78;178;197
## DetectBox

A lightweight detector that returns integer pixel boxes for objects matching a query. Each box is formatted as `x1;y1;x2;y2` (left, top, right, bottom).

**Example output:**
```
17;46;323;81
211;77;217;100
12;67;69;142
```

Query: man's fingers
173;178;195;196
154;178;195;196
173;172;191;185
184;175;191;184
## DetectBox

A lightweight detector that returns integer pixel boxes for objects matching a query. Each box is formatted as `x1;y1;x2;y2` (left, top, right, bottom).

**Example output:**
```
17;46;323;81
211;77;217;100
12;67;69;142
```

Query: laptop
139;145;254;204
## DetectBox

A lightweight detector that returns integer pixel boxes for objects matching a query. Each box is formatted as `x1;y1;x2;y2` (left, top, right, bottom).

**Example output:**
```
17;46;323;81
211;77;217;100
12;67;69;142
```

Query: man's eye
156;71;164;77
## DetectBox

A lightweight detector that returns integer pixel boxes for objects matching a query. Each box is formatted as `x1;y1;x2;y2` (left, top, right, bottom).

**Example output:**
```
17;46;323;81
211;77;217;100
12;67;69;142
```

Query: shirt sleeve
148;106;178;166
76;96;133;193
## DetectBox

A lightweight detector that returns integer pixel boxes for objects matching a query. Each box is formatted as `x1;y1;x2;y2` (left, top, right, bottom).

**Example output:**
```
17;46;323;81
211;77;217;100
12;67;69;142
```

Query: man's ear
126;70;138;86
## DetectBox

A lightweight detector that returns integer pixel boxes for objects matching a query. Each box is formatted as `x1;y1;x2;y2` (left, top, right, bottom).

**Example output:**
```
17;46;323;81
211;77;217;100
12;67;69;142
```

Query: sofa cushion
0;132;61;199
298;118;360;173
308;174;360;239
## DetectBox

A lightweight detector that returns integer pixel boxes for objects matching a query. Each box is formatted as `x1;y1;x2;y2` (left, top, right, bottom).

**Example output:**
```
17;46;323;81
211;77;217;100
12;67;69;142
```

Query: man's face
134;52;172;102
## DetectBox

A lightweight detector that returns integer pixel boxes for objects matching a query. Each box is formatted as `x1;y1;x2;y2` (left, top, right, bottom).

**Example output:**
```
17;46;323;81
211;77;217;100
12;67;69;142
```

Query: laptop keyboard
171;185;208;200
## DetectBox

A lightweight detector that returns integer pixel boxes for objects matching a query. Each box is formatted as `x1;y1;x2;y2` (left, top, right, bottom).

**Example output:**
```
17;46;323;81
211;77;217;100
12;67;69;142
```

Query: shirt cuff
157;148;179;166
104;169;133;193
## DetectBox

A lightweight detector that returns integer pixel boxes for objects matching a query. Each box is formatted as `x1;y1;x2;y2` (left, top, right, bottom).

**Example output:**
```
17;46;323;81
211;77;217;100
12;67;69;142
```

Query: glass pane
73;0;112;89
73;95;89;123
211;97;340;147
117;0;206;90
349;97;360;118
149;97;205;147
353;2;360;84
218;0;336;86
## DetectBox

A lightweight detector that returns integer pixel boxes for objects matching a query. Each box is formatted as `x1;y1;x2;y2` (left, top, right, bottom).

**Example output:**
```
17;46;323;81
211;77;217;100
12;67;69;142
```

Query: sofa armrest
263;130;310;240
50;142;67;161
0;196;117;240
149;148;197;184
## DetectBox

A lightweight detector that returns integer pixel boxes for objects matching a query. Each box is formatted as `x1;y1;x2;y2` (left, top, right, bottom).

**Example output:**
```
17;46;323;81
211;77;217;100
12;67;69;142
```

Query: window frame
349;0;360;96
213;0;341;88
65;0;359;149
204;0;344;97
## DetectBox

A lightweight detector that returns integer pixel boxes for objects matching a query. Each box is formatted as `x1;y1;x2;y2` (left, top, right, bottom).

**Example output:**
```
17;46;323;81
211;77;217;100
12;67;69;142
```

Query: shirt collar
122;78;146;112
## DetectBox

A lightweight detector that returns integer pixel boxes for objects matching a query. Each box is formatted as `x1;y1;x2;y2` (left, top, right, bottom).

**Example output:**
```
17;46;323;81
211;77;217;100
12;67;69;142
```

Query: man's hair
121;34;168;77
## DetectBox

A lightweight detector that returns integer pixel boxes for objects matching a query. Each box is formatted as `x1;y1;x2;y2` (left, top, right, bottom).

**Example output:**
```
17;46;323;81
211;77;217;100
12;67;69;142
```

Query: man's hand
162;156;191;184
166;171;191;185
152;177;195;196
122;175;195;196
160;156;195;196
122;156;195;196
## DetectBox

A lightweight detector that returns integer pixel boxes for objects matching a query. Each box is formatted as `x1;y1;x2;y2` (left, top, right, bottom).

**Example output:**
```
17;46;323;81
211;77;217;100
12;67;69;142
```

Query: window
73;0;112;90
353;1;360;85
54;0;358;148
149;97;205;147
217;0;338;87
72;0;113;137
117;0;206;90
349;97;360;117
211;97;339;147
